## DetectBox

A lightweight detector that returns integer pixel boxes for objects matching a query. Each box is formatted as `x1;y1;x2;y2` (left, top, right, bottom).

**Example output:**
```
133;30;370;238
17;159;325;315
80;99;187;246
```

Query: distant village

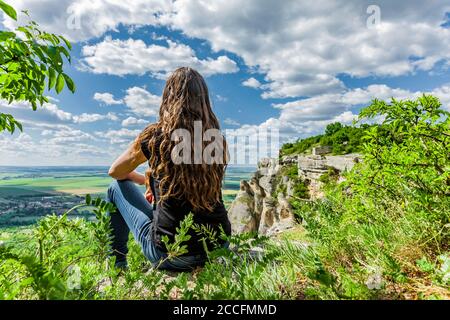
0;194;91;227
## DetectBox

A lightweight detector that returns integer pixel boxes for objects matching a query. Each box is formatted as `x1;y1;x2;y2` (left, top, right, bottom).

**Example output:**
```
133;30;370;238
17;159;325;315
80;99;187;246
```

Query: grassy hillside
0;95;449;300
280;122;370;156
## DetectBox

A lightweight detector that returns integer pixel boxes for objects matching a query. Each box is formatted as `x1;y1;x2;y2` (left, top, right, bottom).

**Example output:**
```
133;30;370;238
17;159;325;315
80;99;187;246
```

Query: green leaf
15;121;22;132
0;30;15;41
48;68;56;90
62;73;75;93
55;73;64;93
85;194;91;205
0;0;17;21
59;36;72;50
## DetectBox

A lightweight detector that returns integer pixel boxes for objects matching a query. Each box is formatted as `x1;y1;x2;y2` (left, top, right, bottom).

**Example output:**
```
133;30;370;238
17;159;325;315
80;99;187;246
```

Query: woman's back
140;132;230;255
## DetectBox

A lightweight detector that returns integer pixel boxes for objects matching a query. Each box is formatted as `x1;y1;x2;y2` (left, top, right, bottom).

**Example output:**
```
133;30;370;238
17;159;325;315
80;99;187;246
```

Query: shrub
295;95;450;299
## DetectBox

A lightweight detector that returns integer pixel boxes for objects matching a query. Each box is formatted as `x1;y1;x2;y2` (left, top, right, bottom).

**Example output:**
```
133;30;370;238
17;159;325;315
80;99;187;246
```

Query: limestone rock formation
298;153;361;200
228;157;296;236
228;153;362;236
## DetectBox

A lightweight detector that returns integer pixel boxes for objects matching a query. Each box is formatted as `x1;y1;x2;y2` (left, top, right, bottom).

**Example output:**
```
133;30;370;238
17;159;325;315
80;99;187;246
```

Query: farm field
0;166;254;227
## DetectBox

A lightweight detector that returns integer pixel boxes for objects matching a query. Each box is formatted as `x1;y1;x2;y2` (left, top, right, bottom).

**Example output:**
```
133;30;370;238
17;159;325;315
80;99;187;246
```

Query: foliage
272;164;309;200
280;122;370;156
161;213;194;259
355;94;449;202
0;195;114;299
0;1;74;133
281;164;298;179
294;94;450;299
318;167;340;185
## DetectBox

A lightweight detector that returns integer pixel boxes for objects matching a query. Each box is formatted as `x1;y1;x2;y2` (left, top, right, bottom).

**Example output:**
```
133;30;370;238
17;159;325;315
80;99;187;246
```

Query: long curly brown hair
133;67;227;212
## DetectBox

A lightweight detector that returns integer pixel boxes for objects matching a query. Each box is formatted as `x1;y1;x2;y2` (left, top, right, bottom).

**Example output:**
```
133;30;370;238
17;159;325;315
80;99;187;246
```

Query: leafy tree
354;94;450;202
325;122;343;136
0;0;75;134
280;123;369;156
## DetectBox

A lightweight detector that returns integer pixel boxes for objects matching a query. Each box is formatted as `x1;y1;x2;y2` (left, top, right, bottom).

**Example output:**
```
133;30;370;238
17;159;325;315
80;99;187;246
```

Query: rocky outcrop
298;153;361;200
297;153;361;181
228;158;296;236
228;153;362;236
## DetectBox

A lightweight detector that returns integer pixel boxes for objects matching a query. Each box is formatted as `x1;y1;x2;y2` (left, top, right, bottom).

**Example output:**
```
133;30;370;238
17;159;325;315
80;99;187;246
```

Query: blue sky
1;0;450;166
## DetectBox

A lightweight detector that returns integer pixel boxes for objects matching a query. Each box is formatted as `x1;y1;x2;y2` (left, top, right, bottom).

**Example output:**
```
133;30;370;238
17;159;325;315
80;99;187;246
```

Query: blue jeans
106;180;206;271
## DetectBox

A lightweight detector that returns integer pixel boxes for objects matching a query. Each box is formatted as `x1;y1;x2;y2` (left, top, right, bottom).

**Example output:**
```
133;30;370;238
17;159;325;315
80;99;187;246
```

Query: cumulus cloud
1;100;119;124
1;0;172;42
2;1;450;165
0;128;115;166
123;86;161;117
96;128;141;144
93;92;123;105
431;84;450;111
242;77;261;89
41;127;96;143
166;0;450;98
79;37;239;77
92;87;161;117
5;1;450;100
121;116;148;127
233;83;450;144
274;84;415;123
73;112;118;123
223;118;240;126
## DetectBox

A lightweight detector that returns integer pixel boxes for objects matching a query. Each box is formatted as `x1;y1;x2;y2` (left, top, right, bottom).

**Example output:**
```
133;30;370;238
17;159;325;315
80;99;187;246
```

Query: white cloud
96;128;141;144
5;1;450;99
79;37;239;77
1;100;119;125
233;83;450;145
42;103;73;121
1;0;173;42
242;77;261;89
93;92;123;105
215;94;228;102
121;116;148;127
166;0;450;98
123;86;161;117
73;112;118;123
223;118;240;126
5;1;450;100
274;84;416;123
2;1;450;165
0;127;115;166
40;127;96;143
431;84;450;111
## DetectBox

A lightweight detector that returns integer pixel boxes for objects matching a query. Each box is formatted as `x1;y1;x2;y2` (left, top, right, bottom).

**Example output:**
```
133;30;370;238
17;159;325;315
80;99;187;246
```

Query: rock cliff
228;154;362;236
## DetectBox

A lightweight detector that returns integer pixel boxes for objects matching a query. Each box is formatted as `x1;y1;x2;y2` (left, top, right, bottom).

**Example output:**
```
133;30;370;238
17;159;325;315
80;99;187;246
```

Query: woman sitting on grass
107;67;230;271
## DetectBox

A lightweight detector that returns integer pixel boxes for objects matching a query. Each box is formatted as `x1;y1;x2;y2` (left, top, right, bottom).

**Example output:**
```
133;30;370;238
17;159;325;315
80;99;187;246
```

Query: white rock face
298;154;361;180
228;154;363;236
228;157;295;236
228;180;257;234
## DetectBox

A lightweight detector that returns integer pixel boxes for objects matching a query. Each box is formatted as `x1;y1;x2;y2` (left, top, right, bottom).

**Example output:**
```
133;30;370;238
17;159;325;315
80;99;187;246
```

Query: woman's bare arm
125;171;146;185
108;143;147;184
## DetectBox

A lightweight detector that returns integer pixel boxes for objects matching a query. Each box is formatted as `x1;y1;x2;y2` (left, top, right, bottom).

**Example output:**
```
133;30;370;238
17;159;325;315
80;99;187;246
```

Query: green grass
0;186;55;197
0;176;112;196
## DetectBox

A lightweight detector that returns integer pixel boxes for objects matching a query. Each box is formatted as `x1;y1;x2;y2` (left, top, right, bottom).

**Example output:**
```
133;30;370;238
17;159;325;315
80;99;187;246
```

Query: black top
140;136;231;256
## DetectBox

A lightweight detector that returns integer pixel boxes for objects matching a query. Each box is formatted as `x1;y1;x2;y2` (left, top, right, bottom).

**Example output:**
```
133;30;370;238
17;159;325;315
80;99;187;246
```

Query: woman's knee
107;179;133;199
107;180;119;200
